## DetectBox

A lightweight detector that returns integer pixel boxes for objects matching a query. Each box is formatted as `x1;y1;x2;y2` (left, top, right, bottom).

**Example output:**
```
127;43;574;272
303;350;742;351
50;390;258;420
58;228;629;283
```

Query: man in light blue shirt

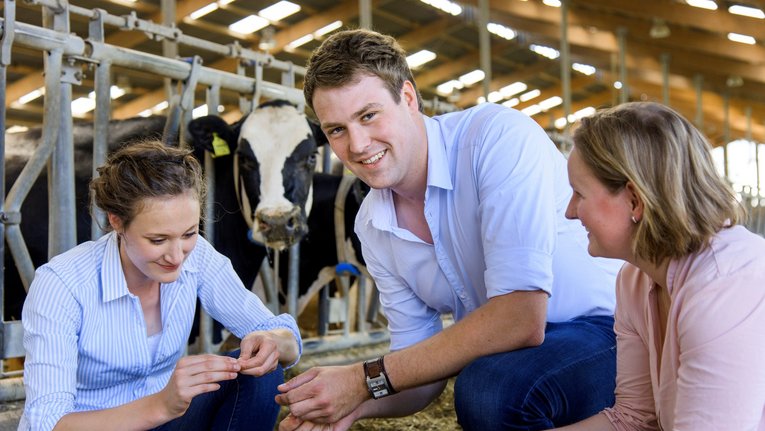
276;29;621;430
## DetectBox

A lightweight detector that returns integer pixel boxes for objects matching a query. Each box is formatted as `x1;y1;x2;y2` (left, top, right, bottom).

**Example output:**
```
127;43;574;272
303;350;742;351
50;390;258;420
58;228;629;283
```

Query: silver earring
631;216;638;224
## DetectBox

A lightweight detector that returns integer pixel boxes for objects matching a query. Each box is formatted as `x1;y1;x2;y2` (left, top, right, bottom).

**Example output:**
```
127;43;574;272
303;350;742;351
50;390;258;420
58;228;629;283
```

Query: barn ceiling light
521;104;542;117
193;105;208;118
502;98;519;108
487;23;516;41
6;125;29;134
538;96;562;110
285;34;314;51
529;44;560;60
137;101;169;117
459;69;485;86
728;32;756;44
189;3;219;20
436;79;464;96
543;0;561;7
685;0;717;10
572;63;596;75
487;91;504;103
556;106;597;128
315;20;343;37
520;89;541;102
729;4;765;18
229;15;269;35
259;1;300;22
500;82;527;98
88;85;126;100
406;50;437;69
71;97;96;117
419;0;462;16
17;87;44;105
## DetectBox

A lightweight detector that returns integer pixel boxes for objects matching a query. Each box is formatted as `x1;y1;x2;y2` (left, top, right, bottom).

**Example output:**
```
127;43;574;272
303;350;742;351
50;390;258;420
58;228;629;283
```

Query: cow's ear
308;119;328;147
186;115;237;156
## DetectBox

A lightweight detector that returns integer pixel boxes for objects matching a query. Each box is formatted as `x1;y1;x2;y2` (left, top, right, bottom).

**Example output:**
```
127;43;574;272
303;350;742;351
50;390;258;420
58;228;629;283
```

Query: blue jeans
454;315;616;430
153;350;283;431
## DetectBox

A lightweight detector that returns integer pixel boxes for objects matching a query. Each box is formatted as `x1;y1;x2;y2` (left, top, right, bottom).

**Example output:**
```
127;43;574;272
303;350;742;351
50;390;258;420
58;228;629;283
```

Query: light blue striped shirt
356;103;623;350
20;232;301;431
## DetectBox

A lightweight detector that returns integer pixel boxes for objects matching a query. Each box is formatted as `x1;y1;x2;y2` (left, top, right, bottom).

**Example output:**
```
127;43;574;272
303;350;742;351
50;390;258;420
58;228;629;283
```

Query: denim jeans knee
454;315;616;431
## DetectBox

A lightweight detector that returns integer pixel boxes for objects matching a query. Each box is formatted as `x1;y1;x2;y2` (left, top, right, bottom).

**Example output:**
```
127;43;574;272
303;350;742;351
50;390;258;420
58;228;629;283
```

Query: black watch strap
363;356;396;399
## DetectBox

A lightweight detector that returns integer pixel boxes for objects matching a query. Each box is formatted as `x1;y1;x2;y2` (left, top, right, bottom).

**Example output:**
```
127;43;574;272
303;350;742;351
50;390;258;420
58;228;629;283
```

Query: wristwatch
363;356;396;399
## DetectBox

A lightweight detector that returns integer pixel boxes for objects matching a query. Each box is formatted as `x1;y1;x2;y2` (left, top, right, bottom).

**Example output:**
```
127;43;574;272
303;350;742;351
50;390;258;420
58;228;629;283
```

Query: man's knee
454;357;526;430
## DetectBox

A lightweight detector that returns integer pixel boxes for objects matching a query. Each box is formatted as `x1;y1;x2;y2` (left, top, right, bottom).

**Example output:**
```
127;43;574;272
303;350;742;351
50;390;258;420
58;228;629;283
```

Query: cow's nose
257;210;298;234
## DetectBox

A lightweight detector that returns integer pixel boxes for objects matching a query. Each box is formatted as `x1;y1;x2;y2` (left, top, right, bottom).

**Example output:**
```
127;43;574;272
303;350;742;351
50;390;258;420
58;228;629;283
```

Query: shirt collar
101;231;131;302
423;113;454;191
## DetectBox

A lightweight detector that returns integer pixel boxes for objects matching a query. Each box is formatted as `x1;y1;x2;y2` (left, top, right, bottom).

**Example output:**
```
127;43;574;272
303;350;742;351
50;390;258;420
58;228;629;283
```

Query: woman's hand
238;329;299;374
237;331;281;376
158;354;241;418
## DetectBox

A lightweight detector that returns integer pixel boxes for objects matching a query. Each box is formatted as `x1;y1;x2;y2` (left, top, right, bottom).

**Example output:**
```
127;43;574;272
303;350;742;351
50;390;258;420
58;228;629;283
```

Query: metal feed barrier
0;0;392;398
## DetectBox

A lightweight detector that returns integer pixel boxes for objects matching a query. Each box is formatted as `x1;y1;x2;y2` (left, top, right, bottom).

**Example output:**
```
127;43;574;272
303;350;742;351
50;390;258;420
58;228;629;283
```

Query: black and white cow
186;100;366;306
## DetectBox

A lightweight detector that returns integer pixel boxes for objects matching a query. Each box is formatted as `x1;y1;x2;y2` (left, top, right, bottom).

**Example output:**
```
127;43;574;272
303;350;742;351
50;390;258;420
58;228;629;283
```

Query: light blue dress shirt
355;103;622;350
20;232;301;431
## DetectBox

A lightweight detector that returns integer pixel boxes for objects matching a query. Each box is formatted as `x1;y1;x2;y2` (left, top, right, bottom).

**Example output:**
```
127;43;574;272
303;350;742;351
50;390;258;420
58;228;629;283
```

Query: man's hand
238;331;281;376
158;354;241;419
279;412;357;431
275;364;367;423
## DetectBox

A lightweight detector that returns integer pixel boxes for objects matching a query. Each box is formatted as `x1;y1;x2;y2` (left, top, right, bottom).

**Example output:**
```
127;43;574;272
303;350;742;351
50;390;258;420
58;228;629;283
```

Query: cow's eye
307;153;317;167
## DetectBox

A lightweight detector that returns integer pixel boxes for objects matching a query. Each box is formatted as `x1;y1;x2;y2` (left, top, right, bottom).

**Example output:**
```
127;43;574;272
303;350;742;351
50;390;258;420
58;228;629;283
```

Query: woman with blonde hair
556;101;765;430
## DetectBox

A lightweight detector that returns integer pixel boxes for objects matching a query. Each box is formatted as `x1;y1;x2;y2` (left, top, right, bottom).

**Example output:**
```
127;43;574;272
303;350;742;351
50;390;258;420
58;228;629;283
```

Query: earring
631;216;638;224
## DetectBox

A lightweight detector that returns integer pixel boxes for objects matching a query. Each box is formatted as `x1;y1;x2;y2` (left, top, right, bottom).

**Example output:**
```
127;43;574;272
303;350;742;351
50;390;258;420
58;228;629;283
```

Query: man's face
312;74;425;194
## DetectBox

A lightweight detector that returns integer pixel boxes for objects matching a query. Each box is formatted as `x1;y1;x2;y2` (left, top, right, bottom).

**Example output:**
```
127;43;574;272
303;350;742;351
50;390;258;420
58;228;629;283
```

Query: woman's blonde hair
573;101;743;264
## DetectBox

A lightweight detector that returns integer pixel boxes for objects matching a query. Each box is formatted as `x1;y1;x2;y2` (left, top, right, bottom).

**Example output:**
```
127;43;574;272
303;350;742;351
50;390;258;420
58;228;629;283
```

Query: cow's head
187;100;327;250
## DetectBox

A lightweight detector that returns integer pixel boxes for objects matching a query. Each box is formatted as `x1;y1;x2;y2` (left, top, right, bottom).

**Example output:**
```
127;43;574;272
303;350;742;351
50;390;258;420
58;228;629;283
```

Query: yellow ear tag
211;132;230;158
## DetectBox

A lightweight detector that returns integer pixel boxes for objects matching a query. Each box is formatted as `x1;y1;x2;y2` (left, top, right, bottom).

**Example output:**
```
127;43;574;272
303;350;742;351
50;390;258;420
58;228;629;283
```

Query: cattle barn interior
2;0;765;427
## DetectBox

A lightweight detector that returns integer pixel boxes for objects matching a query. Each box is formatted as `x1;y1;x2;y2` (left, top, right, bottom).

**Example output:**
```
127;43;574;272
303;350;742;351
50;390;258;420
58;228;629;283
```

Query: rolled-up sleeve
473;109;556;297
21;267;82;431
359;232;442;351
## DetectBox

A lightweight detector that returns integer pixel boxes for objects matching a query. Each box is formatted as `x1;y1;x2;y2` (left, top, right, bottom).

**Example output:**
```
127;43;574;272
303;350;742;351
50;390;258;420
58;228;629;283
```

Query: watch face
367;375;390;398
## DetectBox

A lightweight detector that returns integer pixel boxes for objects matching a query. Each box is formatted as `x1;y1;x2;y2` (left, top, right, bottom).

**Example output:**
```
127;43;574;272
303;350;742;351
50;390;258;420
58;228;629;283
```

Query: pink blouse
603;225;765;430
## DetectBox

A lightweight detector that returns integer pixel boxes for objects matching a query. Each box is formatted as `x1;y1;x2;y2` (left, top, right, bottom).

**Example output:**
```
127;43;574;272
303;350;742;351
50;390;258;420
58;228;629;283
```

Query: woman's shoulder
691;225;765;277
670;226;765;297
44;235;109;276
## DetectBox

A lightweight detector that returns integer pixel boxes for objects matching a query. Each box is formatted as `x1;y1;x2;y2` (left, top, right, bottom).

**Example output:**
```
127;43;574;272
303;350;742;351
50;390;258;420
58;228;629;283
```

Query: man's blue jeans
153;350;283;431
454;315;616;430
